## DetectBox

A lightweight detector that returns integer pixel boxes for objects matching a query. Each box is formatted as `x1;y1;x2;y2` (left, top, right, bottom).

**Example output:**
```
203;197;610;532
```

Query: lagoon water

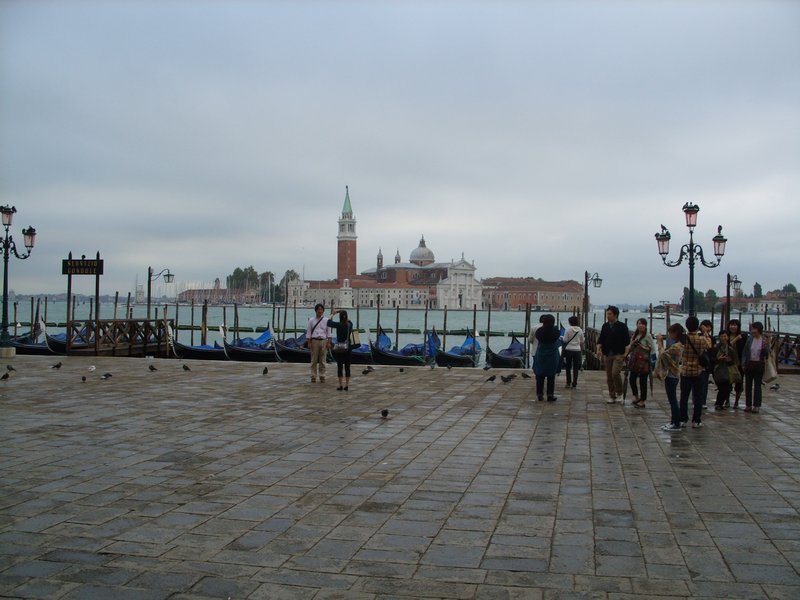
13;300;800;351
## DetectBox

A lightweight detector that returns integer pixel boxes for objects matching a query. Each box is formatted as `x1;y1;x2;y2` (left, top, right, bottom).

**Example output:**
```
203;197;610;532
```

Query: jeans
744;363;764;408
698;371;710;407
604;354;624;398
679;374;704;424
665;376;680;426
629;372;648;402
536;374;555;399
563;349;581;386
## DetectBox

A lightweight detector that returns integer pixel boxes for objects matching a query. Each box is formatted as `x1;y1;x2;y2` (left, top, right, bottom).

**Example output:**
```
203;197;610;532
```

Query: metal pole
583;271;589;332
147;266;153;320
0;225;10;345
688;229;695;317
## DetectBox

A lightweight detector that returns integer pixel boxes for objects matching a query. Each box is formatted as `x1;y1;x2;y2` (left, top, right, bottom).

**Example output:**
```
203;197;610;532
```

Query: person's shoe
605;398;617;404
344;386;349;391
320;377;325;383
743;406;752;413
336;386;343;391
733;401;740;410
547;396;557;402
634;401;645;409
537;395;544;402
723;400;730;408
680;421;688;428
661;423;681;431
571;384;577;389
692;421;703;428
752;407;760;413
311;377;316;383
714;405;723;411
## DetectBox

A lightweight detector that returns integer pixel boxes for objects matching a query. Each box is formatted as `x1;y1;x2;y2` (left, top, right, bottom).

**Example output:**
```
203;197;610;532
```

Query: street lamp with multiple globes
147;267;174;320
584;271;602;330
654;202;727;317
0;205;37;353
724;273;742;327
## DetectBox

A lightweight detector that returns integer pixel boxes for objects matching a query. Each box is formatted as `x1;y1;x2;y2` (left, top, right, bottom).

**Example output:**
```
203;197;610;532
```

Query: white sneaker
606;399;617;404
691;422;703;428
661;423;681;431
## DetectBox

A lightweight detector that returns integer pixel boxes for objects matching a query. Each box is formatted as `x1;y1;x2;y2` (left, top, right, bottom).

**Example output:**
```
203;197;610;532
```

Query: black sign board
62;258;104;276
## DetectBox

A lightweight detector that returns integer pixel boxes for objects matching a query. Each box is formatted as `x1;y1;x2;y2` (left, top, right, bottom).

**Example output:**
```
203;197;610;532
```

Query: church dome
410;235;435;265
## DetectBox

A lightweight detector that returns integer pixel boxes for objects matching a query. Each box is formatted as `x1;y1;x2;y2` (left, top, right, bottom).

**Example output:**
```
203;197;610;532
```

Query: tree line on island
681;282;797;313
225;266;299;303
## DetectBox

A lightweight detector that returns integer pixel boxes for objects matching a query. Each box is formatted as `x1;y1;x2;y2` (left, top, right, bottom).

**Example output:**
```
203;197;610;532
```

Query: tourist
741;321;769;413
624;318;655;408
698;319;715;410
679;316;712;428
596;306;630;404
305;303;331;383
778;334;793;364
711;330;739;410
533;314;561;401
561;315;584;389
656;323;685;431
328;308;354;391
528;315;545;364
726;319;748;409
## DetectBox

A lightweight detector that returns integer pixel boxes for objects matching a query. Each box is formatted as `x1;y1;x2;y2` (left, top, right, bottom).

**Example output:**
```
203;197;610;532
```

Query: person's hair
668;322;686;343
727;319;741;331
314;303;324;311
685;316;700;332
339;310;349;324
700;319;713;329
568;315;579;326
606;305;619;317
718;330;729;341
751;321;763;334
539;315;547;323
540;313;555;327
632;318;647;341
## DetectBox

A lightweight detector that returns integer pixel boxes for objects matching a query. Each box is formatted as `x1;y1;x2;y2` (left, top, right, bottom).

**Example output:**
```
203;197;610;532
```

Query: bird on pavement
81;375;86;382
148;365;157;371
51;362;62;370
483;365;491;371
486;375;496;382
769;383;780;391
446;365;453;370
362;369;371;375
1;372;9;381
398;368;404;373
6;365;15;372
380;409;389;419
262;366;269;375
88;365;96;372
501;374;514;383
182;364;191;371
520;372;531;379
100;373;112;380
366;366;374;372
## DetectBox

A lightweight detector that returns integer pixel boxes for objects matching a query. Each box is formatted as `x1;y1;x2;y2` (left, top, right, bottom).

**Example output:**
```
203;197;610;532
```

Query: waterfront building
482;277;583;312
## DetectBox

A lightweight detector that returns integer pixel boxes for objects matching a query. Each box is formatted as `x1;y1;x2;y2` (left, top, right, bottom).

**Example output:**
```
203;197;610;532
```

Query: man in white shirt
305;303;331;383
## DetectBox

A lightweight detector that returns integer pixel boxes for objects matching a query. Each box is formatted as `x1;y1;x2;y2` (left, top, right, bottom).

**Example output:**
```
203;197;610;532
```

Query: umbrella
621;362;629;405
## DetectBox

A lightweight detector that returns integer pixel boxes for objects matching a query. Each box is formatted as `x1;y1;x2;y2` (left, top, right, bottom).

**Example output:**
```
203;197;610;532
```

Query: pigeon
366;366;374;373
0;372;9;381
399;368;404;373
262;366;269;375
50;362;62;370
446;365;453;370
769;383;780;391
483;365;491;371
182;364;191;371
81;375;86;382
6;365;15;372
88;365;96;372
520;372;531;379
380;409;389;419
429;364;435;370
100;373;112;380
148;364;157;372
486;375;496;382
501;374;514;384
362;369;371;375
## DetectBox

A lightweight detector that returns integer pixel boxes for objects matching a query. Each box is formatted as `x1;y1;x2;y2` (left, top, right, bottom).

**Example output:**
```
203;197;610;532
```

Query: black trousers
536;374;555;399
563;349;581;385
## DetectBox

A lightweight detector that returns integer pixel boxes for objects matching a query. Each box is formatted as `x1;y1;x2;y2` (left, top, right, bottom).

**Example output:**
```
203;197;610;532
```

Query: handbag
625;338;650;374
712;362;730;385
333;341;350;353
687;334;712;370
763;351;778;384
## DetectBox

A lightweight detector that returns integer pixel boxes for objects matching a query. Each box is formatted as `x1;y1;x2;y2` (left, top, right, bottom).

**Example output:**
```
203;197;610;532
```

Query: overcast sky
1;0;798;305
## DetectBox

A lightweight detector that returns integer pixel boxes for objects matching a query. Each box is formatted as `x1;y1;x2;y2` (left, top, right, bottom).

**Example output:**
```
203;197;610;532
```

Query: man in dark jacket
597;305;630;403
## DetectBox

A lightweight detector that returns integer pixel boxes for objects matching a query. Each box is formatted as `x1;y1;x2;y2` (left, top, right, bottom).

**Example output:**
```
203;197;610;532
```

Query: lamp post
724;273;742;327
584;271;602;330
655;202;727;317
0;205;36;354
147;267;174;320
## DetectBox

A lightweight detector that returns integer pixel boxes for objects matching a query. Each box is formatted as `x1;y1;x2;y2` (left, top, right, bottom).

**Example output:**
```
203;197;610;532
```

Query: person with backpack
680;316;712;428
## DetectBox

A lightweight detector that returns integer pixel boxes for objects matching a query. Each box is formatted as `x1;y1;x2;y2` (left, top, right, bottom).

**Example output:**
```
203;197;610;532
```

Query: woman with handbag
655;323;685;431
741;321;769;413
726;319;748;409
624;318;655;408
711;330;739;410
328;309;354;391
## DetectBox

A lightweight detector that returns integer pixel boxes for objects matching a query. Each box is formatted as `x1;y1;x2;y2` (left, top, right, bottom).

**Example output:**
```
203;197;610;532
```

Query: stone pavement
1;355;799;600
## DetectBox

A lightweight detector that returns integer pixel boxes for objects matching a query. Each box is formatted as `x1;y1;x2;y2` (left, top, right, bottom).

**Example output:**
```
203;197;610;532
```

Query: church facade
287;188;484;309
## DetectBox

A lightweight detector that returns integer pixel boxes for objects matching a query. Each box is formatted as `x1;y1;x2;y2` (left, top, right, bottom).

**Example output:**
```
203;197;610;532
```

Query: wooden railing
65;318;174;356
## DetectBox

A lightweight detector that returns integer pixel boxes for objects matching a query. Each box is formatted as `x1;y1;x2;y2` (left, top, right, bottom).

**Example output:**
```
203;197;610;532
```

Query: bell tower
337;186;357;282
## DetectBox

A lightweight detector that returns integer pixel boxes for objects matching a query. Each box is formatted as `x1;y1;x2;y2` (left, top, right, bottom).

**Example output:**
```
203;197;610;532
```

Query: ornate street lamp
584;271;602;330
1;205;37;353
655;203;727;317
724;273;742;327
147;267;175;320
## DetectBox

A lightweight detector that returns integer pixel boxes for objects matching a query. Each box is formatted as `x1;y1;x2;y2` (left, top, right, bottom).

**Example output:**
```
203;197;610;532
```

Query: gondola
12;322;54;356
485;335;525;368
274;333;312;363
45;331;86;355
222;326;280;362
348;330;389;365
371;327;438;367
435;331;482;368
169;326;227;360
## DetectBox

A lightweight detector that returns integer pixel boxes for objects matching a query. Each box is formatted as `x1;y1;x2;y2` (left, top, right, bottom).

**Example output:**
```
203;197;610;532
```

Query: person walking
726;319;748;409
656;323;685;431
596;306;630;404
698;319;715;410
533;314;561;402
679;316;712;428
327;308;354;391
741;321;769;414
561;315;584;389
305;303;331;383
624;318;655;408
711;330;739;410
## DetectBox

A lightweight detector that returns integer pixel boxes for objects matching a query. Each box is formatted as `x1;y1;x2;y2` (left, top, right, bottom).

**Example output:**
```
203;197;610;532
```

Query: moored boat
435;330;482;368
274;333;312;363
371;327;438;367
222;326;280;362
485;335;525;368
